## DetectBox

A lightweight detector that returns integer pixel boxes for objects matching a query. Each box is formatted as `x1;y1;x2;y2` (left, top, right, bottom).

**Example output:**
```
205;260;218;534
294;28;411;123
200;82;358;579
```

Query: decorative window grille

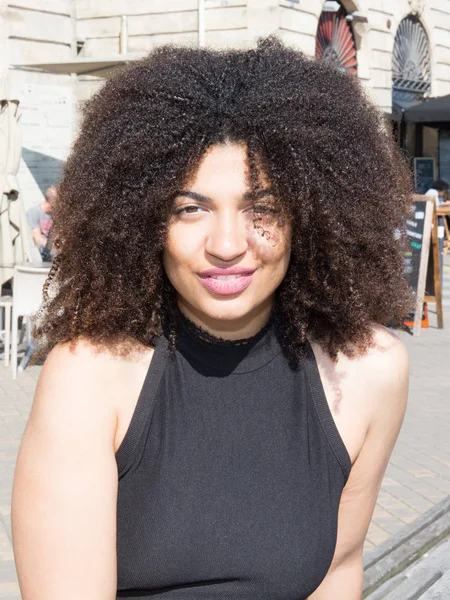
392;15;431;107
315;3;357;74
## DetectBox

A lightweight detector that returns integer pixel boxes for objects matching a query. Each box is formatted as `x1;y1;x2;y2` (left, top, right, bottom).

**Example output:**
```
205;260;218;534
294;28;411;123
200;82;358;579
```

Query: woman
12;38;410;599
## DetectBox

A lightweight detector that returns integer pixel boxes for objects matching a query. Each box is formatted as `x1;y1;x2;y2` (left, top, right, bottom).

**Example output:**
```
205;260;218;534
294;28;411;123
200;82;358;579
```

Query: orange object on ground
404;303;429;328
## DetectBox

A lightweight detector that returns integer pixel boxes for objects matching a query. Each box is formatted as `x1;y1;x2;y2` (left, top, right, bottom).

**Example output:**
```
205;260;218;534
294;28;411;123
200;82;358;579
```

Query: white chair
0;295;12;366
25;245;44;264
11;265;50;379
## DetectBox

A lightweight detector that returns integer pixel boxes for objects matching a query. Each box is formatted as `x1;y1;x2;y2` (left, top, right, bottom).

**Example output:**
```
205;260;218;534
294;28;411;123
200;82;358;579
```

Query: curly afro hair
36;37;413;361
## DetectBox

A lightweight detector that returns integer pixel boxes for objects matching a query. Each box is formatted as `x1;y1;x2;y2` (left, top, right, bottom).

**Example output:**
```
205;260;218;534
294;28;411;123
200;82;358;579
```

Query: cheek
246;218;292;266
163;231;189;287
164;226;196;270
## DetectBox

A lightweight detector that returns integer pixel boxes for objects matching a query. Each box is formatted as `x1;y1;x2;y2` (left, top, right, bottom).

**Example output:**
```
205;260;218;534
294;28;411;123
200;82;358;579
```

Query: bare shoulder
362;325;409;428
359;324;408;369
312;325;408;405
32;339;154;446
347;325;408;419
310;325;408;463
314;322;407;370
40;338;154;389
346;324;408;387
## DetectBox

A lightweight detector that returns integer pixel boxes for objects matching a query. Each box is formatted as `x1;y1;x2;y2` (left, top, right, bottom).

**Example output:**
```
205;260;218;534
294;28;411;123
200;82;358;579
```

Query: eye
174;205;206;217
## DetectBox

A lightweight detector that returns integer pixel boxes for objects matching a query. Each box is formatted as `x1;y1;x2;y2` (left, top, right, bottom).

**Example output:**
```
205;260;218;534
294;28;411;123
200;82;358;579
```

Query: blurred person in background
26;186;57;261
425;179;449;208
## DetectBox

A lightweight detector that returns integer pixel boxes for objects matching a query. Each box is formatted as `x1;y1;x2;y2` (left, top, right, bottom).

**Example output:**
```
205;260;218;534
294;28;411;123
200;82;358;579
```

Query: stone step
365;539;450;599
363;496;450;598
420;568;450;599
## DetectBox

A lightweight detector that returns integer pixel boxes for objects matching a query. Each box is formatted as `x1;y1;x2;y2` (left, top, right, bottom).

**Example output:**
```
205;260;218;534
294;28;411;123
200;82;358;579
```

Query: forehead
186;142;267;197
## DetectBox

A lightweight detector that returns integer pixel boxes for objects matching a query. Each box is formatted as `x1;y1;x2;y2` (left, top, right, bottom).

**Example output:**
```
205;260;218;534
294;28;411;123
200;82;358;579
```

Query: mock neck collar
176;312;283;374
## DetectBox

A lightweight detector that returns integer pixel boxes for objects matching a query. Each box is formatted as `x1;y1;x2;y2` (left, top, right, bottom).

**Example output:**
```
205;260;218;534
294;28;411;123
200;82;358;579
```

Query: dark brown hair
36;37;413;360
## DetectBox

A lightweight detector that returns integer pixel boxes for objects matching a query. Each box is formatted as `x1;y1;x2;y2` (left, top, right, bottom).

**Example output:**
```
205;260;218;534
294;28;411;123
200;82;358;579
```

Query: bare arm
12;342;122;600
31;227;45;247
308;332;409;599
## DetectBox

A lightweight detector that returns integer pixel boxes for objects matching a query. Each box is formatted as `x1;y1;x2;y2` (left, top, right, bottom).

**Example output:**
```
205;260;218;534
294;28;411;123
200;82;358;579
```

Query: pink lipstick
198;267;256;296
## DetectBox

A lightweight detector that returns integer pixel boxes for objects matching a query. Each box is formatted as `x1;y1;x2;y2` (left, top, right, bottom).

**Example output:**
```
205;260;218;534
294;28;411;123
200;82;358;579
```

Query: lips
198;267;256;296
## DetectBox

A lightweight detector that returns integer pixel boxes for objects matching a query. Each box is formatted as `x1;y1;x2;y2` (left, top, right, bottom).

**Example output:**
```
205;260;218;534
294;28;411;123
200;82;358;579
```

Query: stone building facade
75;0;450;110
0;0;75;207
1;0;450;204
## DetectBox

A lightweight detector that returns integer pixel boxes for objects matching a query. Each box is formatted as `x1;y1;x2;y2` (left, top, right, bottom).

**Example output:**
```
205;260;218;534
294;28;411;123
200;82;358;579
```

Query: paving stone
382;487;435;514
366;521;391;546
0;582;20;597
371;515;407;536
0;560;16;573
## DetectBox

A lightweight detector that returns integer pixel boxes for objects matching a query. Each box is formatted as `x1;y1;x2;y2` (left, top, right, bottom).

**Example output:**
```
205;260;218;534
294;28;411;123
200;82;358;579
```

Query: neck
177;297;274;340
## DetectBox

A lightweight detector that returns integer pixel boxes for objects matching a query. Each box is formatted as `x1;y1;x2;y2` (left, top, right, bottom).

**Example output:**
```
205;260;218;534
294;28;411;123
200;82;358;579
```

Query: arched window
315;1;357;74
392;15;431;108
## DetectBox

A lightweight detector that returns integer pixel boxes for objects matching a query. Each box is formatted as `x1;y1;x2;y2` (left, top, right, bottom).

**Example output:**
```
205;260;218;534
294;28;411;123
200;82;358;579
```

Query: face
45;188;57;211
163;142;292;338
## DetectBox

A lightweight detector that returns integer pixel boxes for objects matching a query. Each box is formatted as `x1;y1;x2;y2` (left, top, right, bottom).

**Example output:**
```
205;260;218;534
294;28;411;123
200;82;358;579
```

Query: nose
205;210;248;262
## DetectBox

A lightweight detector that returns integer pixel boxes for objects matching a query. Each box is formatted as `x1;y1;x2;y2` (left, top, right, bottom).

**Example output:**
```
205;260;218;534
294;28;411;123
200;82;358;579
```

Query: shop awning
403;94;450;125
390;100;409;122
12;54;145;77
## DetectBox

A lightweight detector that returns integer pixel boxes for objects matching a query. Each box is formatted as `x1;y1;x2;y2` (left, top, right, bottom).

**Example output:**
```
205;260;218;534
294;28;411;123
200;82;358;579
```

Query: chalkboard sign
414;157;435;194
404;200;428;294
404;197;434;335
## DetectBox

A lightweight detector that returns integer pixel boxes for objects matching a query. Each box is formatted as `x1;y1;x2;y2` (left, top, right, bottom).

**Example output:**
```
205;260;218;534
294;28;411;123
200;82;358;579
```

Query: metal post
415;124;424;158
198;0;205;47
119;15;128;54
70;0;78;58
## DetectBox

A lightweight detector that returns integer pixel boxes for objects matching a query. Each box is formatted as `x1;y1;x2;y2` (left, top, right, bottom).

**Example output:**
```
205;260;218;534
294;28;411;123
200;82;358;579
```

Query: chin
200;301;251;322
190;293;270;325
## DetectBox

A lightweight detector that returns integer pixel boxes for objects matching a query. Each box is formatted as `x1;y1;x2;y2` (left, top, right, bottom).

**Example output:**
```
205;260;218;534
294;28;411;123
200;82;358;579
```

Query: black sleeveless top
115;319;351;599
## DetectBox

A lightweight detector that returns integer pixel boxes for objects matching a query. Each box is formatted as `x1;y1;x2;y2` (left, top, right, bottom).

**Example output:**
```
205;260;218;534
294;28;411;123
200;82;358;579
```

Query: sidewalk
1;278;450;597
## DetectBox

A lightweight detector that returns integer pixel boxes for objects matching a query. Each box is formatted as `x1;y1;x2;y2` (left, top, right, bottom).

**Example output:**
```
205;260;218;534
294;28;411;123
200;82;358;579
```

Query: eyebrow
176;189;276;203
